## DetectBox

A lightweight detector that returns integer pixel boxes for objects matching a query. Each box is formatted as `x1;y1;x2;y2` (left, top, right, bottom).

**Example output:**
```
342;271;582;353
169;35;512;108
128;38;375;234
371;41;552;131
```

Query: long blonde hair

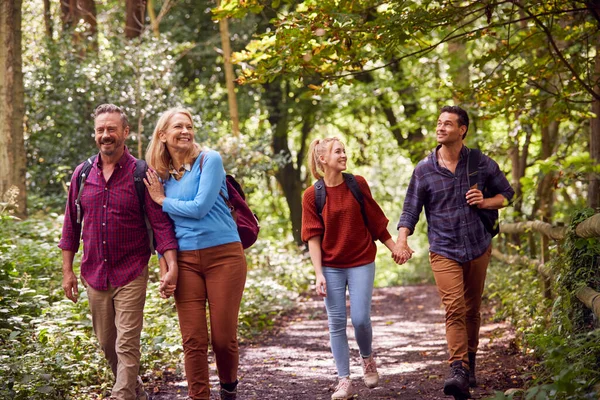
307;137;343;180
145;107;201;180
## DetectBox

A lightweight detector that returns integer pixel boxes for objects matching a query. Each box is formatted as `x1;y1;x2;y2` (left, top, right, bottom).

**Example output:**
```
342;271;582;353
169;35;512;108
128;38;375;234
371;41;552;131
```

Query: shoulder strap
75;155;97;224
133;159;155;253
314;178;326;218
133;159;148;206
343;173;368;227
467;148;481;188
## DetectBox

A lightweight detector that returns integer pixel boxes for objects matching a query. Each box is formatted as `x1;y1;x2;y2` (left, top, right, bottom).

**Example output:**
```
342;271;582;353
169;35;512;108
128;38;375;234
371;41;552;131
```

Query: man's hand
466;188;485;208
159;256;177;299
392;240;414;265
62;270;79;303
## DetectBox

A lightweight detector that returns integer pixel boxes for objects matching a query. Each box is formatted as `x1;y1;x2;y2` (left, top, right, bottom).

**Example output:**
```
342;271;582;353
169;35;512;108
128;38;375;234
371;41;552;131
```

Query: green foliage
0;209;313;398
486;208;600;399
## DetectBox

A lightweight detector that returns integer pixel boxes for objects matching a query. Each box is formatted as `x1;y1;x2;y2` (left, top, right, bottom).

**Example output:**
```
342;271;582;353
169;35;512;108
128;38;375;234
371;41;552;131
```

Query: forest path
149;285;532;400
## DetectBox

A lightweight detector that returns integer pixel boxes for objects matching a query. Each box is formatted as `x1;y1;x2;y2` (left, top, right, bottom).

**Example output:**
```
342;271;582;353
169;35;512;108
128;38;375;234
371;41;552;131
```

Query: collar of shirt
169;161;191;179
431;144;469;174
95;146;135;171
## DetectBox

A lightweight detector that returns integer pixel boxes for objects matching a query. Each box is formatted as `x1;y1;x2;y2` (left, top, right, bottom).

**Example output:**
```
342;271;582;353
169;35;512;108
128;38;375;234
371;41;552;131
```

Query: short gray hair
94;104;129;128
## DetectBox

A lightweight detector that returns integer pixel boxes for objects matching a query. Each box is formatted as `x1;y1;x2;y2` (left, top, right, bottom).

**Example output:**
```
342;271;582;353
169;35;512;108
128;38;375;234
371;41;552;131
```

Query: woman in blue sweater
144;108;246;400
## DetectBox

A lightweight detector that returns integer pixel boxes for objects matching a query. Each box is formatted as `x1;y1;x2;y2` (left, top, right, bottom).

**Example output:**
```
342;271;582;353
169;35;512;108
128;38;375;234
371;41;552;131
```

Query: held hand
392;241;414;265
62;270;79;303
315;273;327;297
466;188;485;208
143;170;166;205
159;270;177;299
159;258;177;299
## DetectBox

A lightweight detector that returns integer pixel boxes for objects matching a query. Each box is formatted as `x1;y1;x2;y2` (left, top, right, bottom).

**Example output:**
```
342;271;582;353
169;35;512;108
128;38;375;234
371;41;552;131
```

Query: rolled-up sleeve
484;157;514;203
398;170;425;233
145;189;178;254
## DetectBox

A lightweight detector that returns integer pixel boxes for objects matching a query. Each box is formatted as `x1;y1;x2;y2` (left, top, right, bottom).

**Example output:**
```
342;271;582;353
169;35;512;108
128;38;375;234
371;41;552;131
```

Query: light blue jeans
322;262;375;378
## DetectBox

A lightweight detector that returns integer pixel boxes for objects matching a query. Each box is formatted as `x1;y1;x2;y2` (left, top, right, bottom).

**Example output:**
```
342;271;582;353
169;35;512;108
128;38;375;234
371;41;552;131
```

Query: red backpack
199;153;259;248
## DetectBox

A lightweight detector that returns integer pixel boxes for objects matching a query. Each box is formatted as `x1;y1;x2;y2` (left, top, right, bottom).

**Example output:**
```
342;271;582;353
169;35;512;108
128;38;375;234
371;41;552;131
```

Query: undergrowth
486;208;600;399
0;213;311;399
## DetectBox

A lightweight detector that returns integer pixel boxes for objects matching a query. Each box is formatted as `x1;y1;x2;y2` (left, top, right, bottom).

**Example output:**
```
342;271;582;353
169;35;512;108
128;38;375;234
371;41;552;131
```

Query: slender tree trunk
219;16;240;136
126;0;146;39
590;44;600;209
0;0;27;217
147;0;159;37
43;0;52;38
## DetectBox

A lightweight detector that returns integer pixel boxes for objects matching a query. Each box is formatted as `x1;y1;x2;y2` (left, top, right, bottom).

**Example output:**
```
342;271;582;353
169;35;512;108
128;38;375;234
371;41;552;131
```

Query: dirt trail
149;285;533;399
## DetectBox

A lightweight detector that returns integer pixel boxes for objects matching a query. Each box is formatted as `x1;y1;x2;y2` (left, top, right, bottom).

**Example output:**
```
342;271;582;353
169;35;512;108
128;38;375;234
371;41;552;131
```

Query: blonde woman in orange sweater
301;137;395;400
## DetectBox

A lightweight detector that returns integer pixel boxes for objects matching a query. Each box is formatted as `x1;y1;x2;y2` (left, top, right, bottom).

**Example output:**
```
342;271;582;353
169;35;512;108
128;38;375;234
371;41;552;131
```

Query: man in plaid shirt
59;104;178;400
393;105;514;400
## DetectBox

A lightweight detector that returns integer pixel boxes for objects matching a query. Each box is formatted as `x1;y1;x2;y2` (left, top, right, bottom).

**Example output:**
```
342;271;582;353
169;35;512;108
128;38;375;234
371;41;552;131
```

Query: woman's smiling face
160;113;195;153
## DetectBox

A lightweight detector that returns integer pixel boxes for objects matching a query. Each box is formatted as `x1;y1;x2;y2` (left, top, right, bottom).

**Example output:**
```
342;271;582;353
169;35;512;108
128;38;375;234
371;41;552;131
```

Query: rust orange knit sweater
301;175;392;268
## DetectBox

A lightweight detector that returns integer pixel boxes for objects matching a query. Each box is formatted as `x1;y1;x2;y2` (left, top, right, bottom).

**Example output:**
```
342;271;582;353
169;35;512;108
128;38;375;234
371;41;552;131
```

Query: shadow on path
150;285;533;399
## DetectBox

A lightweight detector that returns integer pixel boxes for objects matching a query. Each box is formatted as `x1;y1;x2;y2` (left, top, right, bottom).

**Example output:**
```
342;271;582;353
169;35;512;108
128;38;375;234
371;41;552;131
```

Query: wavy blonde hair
307;137;343;180
145;107;201;180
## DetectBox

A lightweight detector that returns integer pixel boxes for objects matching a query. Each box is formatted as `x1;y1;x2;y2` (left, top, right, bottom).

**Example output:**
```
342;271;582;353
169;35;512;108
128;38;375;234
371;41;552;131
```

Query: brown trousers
429;245;492;367
175;242;247;400
87;267;148;400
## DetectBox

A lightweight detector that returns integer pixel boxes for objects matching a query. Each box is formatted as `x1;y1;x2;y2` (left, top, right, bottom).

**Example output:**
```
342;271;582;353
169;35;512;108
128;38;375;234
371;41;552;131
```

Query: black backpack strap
133;159;155;253
75;155;97;224
314;178;326;220
343;173;368;227
467;148;481;188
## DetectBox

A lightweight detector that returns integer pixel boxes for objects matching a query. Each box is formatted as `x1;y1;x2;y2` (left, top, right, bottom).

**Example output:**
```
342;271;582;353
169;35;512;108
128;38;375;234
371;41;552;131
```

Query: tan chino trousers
429;245;492;368
87;267;148;400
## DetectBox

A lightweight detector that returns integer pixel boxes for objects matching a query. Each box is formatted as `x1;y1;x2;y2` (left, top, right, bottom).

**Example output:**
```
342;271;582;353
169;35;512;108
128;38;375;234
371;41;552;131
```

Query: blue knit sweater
162;150;240;251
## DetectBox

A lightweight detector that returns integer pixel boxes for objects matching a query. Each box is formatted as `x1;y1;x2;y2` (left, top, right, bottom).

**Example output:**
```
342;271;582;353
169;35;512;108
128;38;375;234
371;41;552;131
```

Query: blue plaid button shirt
398;145;514;263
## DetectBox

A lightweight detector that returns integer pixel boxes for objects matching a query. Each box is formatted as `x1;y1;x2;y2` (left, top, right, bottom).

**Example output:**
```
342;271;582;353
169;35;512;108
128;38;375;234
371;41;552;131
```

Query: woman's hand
315;273;327;297
144;170;166;206
159;271;177;299
158;257;177;299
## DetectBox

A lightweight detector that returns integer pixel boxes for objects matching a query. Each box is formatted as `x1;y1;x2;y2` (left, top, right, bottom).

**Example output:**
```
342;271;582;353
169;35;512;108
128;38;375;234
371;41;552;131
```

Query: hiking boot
331;377;352;400
136;376;149;400
361;354;379;388
468;352;477;387
220;380;238;400
220;387;237;400
443;360;471;399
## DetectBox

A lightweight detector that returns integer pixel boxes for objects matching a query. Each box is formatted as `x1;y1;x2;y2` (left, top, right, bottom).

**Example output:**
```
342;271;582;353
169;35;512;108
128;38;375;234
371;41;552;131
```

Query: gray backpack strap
314;178;326;221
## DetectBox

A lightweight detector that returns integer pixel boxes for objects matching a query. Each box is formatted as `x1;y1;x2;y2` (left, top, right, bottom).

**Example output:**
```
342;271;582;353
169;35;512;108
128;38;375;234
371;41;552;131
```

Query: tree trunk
264;80;314;245
147;0;160;37
0;0;27;217
219;16;240;136
60;0;97;51
43;0;52;38
126;0;146;39
590;43;600;209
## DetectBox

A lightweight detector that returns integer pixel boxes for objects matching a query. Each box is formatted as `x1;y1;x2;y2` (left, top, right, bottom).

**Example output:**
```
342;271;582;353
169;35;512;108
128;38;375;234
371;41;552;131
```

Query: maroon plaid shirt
59;148;178;290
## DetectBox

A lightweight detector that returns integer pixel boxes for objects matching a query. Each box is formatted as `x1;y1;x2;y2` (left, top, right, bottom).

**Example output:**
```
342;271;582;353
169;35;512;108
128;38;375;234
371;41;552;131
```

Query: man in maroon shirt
59;104;178;400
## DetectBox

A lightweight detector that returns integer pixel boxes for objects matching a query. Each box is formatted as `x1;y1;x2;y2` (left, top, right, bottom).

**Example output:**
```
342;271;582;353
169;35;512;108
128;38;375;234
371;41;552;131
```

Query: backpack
199;153;260;249
314;173;368;227
467;148;500;237
74;155;156;253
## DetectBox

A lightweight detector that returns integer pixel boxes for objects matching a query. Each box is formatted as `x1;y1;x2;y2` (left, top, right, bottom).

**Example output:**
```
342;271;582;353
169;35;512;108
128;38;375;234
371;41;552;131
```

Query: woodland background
0;0;599;399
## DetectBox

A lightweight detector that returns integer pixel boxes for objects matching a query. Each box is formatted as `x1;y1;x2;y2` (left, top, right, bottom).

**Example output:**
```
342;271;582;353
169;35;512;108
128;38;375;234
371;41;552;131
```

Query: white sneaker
331;377;352;399
361;354;379;388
